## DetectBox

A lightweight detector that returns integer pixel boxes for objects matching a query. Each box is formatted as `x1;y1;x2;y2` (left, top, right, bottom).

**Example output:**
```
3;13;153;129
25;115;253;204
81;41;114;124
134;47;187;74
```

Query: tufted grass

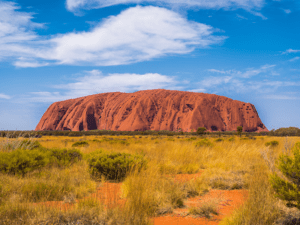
0;135;299;224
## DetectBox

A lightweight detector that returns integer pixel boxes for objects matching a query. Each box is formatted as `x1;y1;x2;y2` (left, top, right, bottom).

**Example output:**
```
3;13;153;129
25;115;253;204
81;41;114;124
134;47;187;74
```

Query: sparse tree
197;127;206;135
237;126;243;137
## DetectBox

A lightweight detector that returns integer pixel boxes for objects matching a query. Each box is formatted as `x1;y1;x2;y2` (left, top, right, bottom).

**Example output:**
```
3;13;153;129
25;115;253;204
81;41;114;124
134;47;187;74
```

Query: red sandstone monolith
35;89;268;132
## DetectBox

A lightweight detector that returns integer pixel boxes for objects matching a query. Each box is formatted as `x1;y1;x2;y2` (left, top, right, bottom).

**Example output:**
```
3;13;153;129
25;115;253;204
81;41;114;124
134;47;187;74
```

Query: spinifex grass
0;135;299;224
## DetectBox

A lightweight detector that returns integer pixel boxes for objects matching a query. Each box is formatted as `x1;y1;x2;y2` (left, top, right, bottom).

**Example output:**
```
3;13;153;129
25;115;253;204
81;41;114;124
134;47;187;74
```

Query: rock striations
35;89;268;132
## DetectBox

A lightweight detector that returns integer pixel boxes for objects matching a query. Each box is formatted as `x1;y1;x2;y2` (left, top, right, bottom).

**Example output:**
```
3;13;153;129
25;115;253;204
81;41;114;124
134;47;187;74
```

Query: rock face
35;89;268;132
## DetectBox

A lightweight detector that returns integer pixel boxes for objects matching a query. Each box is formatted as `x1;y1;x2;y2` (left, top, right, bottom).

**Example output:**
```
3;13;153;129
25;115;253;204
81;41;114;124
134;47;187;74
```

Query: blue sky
0;0;299;131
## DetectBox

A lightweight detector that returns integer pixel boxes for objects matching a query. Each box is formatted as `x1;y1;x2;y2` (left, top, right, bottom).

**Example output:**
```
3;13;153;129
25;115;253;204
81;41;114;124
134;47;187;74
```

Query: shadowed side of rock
35;89;268;132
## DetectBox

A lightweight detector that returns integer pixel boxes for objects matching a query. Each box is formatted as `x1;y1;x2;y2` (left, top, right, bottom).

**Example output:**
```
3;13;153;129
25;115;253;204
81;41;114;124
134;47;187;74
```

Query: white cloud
0;93;11;99
289;57;300;62
207;64;276;78
199;64;298;94
44;6;225;66
241;64;275;78
1;4;226;67
0;1;45;62
283;9;291;14
26;70;179;102
236;14;248;20
264;94;300;100
66;0;265;15
188;88;207;93
282;49;300;54
13;58;49;68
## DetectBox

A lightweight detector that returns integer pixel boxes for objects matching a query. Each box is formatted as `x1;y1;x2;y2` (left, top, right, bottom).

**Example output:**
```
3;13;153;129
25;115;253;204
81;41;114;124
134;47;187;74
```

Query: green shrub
85;150;147;181
269;142;300;209
265;140;279;147
0;148;82;177
197;127;207;135
0;149;49;177
228;137;235;142
195;138;213;148
72;141;89;147
215;138;224;142
49;148;82;167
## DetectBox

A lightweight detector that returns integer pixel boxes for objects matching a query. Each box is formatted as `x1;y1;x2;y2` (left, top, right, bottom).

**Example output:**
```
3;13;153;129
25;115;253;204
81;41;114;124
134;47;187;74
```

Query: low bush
72;141;89;147
228;137;235;141
85;150;147;181
268;142;300;209
215;138;224;142
0;149;49;177
195;138;214;148
265;140;279;147
0;148;82;177
49;148;82;167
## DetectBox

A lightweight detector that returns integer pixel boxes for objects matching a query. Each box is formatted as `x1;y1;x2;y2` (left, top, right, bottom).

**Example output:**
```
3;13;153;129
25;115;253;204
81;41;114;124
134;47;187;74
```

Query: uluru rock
35;89;268;132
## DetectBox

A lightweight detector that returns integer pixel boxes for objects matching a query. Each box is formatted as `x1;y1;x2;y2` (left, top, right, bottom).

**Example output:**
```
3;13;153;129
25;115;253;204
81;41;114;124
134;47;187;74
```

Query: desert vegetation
0;131;300;224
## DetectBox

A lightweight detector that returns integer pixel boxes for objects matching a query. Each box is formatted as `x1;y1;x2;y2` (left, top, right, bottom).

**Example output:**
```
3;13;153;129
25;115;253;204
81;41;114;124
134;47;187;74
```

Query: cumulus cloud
27;70;179;102
66;0;265;14
0;93;11;99
1;3;226;67
44;6;225;66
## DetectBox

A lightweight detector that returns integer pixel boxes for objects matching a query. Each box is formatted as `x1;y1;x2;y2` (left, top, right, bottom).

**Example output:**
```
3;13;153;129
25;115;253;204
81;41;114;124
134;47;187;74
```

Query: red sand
153;189;248;225
31;173;248;225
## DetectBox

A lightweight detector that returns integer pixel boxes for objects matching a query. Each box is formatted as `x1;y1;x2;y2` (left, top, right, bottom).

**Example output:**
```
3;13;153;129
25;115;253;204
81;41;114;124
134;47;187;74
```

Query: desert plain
1;133;300;225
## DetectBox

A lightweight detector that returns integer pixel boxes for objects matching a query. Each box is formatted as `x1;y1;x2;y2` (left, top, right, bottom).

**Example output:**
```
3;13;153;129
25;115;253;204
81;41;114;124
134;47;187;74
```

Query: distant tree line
0;127;299;138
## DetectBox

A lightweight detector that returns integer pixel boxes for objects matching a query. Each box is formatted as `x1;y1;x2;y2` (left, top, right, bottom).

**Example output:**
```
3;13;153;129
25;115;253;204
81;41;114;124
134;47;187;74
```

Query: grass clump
220;163;284;225
215;138;224;142
72;141;89;147
265;140;279;147
0;138;41;152
121;167;186;217
228;137;235;142
195;138;214;148
188;197;223;219
0;160;97;204
85;150;147;181
48;148;82;168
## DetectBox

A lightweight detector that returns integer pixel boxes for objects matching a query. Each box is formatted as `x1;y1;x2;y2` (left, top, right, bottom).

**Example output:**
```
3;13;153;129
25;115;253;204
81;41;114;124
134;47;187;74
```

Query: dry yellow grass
0;134;299;224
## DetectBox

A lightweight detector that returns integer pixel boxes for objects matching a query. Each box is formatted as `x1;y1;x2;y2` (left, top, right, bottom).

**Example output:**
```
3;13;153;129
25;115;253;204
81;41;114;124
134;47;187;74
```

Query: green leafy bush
0;149;49;177
265;140;279;147
269;142;300;209
195;138;213;148
72;141;89;147
85;150;147;181
0;148;82;177
49;148;82;167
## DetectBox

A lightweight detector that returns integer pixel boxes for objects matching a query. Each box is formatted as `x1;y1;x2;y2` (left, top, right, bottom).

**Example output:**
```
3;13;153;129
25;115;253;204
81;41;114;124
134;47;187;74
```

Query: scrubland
0;133;300;224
